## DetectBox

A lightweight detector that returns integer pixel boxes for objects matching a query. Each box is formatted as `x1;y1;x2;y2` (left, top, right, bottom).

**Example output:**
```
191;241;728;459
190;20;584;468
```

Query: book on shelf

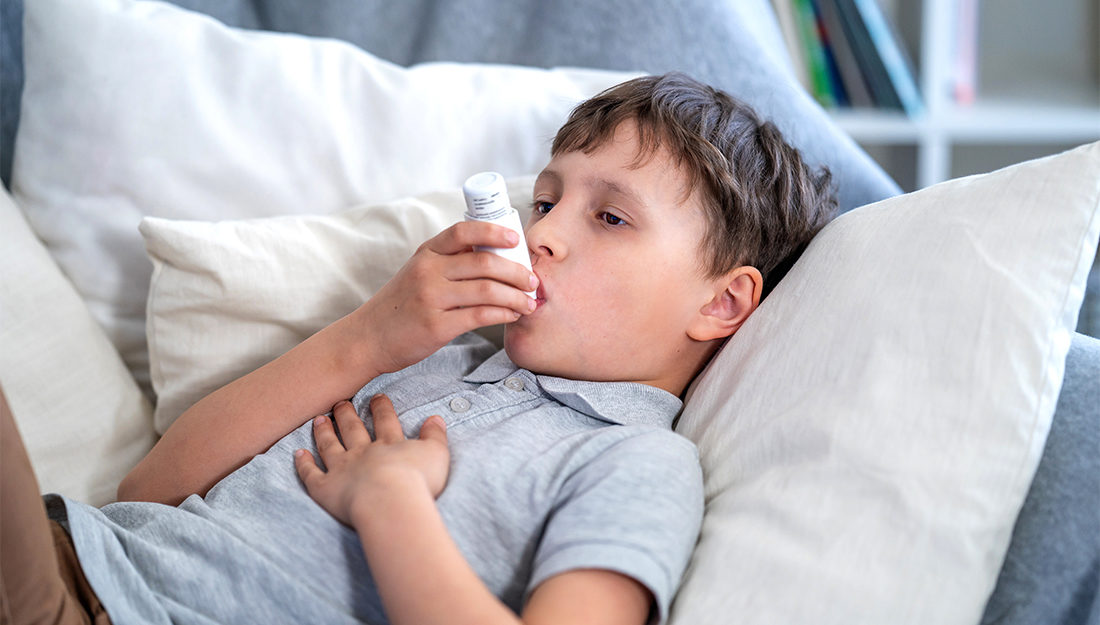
793;0;840;108
952;0;980;106
815;0;874;107
848;0;923;115
812;0;851;107
772;0;811;90
771;0;924;116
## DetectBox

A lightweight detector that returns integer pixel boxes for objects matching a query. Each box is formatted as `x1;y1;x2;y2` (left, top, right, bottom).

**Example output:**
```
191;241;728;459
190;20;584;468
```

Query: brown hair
551;72;837;297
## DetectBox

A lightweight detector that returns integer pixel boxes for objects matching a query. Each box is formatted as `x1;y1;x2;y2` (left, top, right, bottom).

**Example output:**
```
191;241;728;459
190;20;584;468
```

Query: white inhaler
462;172;535;296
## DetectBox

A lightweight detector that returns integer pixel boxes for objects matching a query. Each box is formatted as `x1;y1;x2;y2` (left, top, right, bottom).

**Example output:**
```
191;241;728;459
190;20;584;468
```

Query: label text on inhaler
467;192;510;221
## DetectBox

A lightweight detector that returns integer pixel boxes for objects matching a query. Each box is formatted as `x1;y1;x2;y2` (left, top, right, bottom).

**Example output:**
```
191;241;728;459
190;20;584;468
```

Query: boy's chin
501;328;530;367
503;327;554;376
503;335;590;382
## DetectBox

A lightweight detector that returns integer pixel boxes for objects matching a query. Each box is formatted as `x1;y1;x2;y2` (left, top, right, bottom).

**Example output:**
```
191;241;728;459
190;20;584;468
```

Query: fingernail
336;400;349;408
529;273;539;289
505;231;519;246
295;449;307;458
314;416;325;426
527;297;537;312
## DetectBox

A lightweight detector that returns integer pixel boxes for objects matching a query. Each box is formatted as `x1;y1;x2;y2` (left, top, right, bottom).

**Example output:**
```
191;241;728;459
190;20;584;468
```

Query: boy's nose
525;210;567;262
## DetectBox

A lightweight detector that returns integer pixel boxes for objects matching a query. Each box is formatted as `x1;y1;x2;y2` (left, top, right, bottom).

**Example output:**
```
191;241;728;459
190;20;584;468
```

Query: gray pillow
1;0;23;187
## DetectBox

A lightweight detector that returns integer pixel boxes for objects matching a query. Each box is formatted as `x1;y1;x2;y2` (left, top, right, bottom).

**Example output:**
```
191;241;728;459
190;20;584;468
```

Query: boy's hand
294;394;450;527
359;221;538;375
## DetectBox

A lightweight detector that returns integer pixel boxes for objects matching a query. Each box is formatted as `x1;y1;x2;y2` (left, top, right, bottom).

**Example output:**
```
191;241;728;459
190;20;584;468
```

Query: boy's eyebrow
537;168;648;210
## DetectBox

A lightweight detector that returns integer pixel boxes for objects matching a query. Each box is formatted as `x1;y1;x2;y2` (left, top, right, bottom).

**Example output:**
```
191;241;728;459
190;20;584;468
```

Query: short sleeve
527;428;704;624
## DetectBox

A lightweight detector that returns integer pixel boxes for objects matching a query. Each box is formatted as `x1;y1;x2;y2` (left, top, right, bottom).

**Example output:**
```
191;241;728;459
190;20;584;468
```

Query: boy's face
503;121;724;395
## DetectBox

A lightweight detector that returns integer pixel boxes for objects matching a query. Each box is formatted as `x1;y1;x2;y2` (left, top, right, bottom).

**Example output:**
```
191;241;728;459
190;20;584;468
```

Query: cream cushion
0;187;156;507
12;0;636;397
143;177;535;434
672;141;1100;624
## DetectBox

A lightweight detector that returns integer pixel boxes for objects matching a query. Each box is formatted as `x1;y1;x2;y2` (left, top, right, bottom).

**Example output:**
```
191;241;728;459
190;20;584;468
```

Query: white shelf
826;0;1100;191
834;103;1100;144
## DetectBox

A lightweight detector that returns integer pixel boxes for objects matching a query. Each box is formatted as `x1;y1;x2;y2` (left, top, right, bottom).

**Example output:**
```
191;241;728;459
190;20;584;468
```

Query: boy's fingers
440;279;536;316
369;394;405;442
443;252;537;293
426;221;519;255
294;449;323;486
418;415;448;445
312;415;343;458
449;306;524;329
332;400;368;448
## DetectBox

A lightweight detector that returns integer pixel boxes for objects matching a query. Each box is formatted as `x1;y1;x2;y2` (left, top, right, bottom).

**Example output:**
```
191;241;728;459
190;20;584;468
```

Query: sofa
1;1;1097;624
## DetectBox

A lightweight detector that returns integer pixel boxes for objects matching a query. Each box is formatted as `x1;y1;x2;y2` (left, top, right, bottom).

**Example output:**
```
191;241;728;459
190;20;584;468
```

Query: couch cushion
981;332;1100;624
2;0;900;211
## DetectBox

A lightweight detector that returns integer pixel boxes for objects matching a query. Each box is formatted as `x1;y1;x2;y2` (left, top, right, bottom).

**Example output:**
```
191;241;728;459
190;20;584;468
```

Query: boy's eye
600;212;625;226
533;201;555;215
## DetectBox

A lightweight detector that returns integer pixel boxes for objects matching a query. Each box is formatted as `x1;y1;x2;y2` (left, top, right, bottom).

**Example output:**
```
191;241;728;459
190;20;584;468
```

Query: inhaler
462;172;535;296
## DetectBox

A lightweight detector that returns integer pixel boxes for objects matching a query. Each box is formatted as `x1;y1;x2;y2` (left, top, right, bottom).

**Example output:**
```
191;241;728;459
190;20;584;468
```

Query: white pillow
0;187;156;507
671;141;1100;624
143;176;536;434
12;0;637;397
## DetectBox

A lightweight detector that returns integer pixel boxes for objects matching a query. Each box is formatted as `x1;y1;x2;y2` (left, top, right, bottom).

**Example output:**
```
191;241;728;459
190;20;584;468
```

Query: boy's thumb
419;415;447;442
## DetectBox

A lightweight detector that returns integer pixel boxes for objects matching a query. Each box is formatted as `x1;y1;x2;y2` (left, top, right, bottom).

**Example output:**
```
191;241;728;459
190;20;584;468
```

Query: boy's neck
641;338;727;399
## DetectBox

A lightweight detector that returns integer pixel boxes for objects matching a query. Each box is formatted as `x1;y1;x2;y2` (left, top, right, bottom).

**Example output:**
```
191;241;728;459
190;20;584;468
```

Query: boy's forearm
118;308;385;504
353;479;521;625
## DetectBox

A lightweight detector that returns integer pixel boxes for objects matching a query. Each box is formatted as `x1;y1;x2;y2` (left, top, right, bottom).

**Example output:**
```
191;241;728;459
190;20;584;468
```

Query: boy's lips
534;274;547;308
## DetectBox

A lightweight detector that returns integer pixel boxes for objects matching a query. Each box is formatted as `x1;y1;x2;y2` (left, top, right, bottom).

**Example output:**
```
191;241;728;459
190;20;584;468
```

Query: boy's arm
118;222;537;505
355;483;652;625
295;396;652;625
117;310;384;505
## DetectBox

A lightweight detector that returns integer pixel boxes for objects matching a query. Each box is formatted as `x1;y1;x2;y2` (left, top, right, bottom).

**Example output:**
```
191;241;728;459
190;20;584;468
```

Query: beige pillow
671;142;1100;624
0;188;155;506
143;177;535;434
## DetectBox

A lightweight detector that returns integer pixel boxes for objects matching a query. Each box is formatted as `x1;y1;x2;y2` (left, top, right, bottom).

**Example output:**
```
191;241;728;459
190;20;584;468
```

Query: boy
1;73;835;625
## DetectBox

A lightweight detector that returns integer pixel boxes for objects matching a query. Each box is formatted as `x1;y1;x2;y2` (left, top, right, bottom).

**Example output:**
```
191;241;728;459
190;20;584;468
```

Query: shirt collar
464;350;683;428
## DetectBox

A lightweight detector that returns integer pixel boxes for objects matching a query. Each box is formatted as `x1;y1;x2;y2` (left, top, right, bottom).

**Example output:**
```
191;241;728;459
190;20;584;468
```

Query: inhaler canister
462;172;535;296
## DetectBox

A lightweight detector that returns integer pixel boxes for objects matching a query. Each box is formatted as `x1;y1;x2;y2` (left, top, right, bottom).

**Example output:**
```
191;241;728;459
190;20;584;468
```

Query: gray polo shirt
54;333;703;624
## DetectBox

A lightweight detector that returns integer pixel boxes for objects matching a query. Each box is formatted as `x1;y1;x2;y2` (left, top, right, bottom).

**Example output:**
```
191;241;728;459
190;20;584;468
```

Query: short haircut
552;73;837;297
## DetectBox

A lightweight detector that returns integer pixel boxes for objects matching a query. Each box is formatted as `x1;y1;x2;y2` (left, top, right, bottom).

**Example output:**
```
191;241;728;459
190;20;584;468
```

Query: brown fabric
0;387;110;625
49;522;110;625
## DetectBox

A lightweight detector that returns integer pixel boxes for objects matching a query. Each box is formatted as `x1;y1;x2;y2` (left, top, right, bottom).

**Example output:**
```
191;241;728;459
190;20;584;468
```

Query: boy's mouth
533;274;547;309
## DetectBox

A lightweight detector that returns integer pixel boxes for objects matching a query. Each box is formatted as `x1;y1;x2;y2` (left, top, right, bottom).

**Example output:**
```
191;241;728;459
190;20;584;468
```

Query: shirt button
504;377;525;392
448;397;471;413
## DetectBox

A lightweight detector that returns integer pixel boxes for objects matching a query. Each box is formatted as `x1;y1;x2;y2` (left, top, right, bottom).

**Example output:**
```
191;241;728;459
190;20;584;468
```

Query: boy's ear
688;266;763;342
